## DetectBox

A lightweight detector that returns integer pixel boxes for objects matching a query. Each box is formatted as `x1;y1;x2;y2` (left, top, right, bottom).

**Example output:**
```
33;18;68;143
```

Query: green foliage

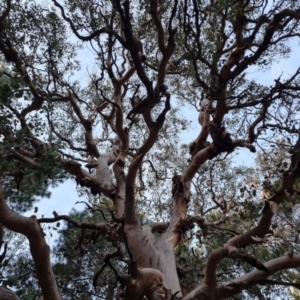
0;71;24;107
52;207;122;300
0;0;300;299
0;147;68;212
1;206;121;299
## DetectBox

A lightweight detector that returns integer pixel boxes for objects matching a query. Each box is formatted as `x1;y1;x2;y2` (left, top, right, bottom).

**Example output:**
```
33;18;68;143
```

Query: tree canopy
1;0;300;299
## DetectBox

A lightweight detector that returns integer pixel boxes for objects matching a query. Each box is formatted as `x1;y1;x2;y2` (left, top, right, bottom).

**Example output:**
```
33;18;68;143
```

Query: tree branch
0;183;63;300
125;94;171;224
52;0;127;47
39;211;123;242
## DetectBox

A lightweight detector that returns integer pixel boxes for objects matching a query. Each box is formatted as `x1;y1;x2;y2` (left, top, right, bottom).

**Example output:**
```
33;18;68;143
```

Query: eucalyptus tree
1;0;300;299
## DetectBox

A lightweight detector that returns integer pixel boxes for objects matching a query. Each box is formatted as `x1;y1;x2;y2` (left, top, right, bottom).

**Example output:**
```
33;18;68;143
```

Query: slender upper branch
39;211;123;242
0;0;11;22
232;9;300;78
115;0;154;100
149;0;178;87
125;95;171;224
52;0;127;47
68;93;100;158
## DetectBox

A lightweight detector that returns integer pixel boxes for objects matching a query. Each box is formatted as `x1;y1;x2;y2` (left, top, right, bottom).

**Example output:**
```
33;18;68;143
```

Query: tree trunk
0;286;21;300
126;223;181;296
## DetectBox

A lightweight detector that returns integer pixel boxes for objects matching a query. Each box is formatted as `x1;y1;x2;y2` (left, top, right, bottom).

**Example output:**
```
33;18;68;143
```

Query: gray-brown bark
0;286;21;300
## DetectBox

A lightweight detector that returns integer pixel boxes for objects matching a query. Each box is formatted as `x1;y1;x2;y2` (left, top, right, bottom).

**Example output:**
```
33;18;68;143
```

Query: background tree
1;0;300;299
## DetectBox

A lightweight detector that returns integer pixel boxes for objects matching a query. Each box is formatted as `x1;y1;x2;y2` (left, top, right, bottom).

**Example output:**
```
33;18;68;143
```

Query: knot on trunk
75;177;103;196
189;140;211;158
118;265;172;300
174;218;195;235
172;174;184;197
208;122;234;153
